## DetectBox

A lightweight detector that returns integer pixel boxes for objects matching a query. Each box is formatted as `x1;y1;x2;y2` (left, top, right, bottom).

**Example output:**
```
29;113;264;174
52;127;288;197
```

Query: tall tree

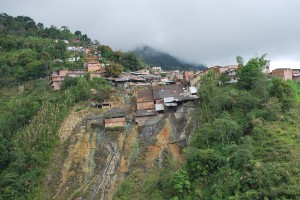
105;63;123;77
237;54;269;90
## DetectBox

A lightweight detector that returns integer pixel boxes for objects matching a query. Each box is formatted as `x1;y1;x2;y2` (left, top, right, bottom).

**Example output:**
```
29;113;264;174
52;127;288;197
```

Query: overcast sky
2;0;300;69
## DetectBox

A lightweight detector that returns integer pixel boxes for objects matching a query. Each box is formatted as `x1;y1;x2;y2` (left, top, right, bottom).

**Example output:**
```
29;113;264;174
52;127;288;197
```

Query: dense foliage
115;55;300;199
0;13;116;199
98;45;145;72
0;13;92;84
0;13;91;41
0;77;111;199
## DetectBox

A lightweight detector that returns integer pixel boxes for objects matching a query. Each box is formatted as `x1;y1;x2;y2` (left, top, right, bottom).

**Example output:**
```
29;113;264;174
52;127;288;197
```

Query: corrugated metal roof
189;86;198;94
155;104;164;111
153;85;187;99
164;97;175;103
137;89;153;102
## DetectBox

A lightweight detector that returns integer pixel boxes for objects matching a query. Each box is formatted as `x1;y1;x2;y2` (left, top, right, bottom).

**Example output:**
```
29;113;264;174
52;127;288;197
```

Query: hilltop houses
134;84;198;125
293;69;300;81
51;69;86;90
271;68;293;80
270;68;300;81
67;57;80;62
84;61;105;74
202;63;300;83
67;46;84;52
183;71;195;84
104;109;127;128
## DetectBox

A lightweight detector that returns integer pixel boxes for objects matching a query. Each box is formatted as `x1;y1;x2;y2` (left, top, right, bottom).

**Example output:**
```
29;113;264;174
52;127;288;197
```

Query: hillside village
2;12;300;200
51;42;300;91
50;42;300;131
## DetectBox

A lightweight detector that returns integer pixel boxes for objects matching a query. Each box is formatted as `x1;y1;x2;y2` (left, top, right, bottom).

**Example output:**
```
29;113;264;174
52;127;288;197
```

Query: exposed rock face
43;97;197;200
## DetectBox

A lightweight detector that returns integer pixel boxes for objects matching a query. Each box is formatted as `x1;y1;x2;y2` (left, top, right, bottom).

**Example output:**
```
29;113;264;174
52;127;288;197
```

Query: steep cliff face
113;102;198;199
41;94;197;200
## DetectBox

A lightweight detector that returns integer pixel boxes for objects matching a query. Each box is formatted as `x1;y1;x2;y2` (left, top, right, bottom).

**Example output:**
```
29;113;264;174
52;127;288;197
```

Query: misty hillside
134;46;206;71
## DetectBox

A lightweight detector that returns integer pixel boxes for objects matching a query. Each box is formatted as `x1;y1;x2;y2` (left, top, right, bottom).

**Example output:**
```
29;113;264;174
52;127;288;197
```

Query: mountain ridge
134;45;206;71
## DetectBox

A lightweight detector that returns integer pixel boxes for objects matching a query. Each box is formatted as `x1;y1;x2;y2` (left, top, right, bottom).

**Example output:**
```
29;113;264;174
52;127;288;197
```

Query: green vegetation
115;55;300;199
0;13;90;41
0;13;92;84
0;13;115;200
0;13;146;85
104;63;124;77
98;45;145;72
2;12;300;200
0;77;111;199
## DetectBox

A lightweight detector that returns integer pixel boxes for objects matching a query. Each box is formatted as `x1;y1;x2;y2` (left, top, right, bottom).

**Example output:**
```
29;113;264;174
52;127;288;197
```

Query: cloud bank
2;0;300;68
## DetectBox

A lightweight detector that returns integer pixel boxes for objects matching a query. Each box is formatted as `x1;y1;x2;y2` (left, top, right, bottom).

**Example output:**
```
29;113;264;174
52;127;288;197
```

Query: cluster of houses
66;46;102;63
134;84;198;125
106;69;196;88
51;61;105;90
51;61;199;90
193;64;300;83
82;62;300;129
52;42;300;128
85;67;200;128
87;84;199;128
271;68;300;81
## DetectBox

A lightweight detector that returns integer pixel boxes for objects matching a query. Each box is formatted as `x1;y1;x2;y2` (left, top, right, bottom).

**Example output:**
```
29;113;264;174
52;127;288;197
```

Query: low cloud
2;0;300;68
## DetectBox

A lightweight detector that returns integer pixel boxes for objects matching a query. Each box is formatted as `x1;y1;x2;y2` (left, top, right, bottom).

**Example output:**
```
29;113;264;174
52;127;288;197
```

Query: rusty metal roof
153;84;188;100
137;89;153;102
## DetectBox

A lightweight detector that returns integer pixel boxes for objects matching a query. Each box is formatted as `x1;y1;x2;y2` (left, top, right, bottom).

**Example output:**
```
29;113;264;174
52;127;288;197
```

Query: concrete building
51;69;85;90
136;89;155;110
85;61;104;73
66;57;80;62
104;109;127;128
271;68;293;80
292;69;300;81
183;71;195;83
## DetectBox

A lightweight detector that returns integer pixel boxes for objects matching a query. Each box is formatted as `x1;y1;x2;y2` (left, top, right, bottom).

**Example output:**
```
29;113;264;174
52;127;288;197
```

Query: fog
2;0;300;68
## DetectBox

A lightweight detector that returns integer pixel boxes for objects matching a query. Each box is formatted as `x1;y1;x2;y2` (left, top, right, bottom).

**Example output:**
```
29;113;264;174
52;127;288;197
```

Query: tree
119;51;145;71
186;148;224;181
93;39;100;46
269;77;294;112
113;50;124;61
105;63;123;77
99;45;114;59
75;30;81;37
61;26;69;31
237;91;260;116
61;76;78;90
219;72;231;84
237;54;269;90
91;77;112;102
17;49;36;65
172;169;191;198
37;22;44;30
0;134;10;169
